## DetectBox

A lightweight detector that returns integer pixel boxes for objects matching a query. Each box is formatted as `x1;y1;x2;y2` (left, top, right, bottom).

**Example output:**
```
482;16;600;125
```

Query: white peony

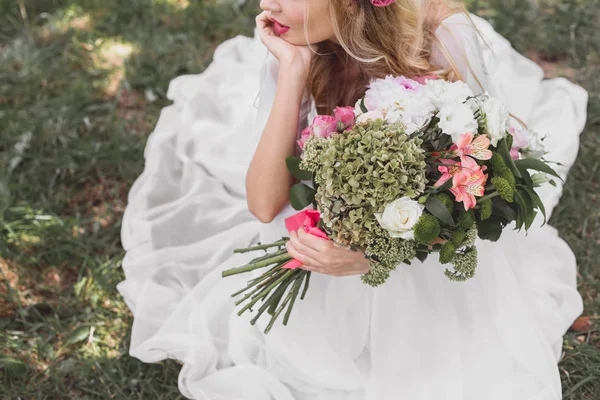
384;90;436;134
425;79;474;110
437;103;478;143
374;196;424;240
480;94;509;146
363;75;435;134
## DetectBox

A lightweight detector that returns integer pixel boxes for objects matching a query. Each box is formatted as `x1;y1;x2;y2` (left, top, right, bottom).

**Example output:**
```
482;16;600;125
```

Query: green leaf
513;190;530;231
516;189;536;230
65;326;90;345
520;185;547;226
516;164;533;187
359;98;368;113
476;217;503;241
433;179;453;193
424;196;455;226
498;138;522;178
415;252;429;263
492;197;516;221
289;183;316;210
514;158;562;181
285;156;312;181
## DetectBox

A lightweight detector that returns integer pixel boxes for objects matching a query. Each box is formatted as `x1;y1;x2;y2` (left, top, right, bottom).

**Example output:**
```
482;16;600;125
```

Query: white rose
480;95;509;146
356;110;384;124
374;196;424;240
437;103;478;143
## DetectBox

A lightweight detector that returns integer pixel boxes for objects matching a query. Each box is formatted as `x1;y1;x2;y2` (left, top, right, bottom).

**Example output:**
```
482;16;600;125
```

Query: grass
0;0;598;398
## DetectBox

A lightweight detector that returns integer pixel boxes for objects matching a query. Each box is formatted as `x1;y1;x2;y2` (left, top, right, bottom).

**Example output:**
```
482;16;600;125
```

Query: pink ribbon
282;210;330;269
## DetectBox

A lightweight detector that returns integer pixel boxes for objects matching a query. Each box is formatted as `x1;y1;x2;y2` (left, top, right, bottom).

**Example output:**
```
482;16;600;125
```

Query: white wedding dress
117;12;588;400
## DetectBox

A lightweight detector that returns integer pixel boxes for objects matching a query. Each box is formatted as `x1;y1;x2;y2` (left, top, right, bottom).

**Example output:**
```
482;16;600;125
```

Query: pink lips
270;17;290;35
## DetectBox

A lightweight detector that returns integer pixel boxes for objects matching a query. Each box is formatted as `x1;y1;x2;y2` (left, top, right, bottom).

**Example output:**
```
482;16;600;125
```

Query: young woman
117;0;588;398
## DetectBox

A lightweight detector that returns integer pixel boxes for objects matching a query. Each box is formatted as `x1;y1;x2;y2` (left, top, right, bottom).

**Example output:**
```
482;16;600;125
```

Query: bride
117;0;588;398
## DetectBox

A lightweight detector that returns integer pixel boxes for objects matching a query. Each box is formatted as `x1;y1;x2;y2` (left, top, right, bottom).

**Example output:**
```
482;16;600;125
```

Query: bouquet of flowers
223;74;560;334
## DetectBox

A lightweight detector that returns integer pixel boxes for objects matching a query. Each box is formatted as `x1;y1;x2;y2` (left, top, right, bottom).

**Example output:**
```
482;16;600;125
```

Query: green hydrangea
305;118;427;248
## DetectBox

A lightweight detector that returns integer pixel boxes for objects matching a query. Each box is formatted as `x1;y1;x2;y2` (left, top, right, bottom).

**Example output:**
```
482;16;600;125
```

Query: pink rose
312;115;338;138
333;106;356;131
296;126;313;150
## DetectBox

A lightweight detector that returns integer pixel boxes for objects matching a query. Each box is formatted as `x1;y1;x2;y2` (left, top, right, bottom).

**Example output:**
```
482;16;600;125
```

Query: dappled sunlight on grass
38;4;93;41
154;0;191;10
89;39;139;96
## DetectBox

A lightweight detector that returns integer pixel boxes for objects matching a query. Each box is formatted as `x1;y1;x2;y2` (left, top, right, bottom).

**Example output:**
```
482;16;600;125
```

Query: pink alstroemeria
433;158;462;188
449;132;493;161
450;156;488;211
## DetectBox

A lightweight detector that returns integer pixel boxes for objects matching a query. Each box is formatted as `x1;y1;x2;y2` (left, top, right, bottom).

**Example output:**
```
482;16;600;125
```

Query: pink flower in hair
370;0;396;6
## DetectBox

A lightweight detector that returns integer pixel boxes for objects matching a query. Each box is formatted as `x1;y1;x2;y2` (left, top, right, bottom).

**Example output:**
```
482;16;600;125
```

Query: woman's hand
285;228;371;277
255;11;314;83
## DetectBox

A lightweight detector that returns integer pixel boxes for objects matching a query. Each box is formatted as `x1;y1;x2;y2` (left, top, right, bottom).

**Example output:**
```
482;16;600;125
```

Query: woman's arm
246;64;307;223
247;11;314;223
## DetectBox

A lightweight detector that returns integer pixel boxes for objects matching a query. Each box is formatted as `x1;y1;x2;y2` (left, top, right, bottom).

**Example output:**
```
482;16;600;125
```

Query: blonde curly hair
304;0;487;115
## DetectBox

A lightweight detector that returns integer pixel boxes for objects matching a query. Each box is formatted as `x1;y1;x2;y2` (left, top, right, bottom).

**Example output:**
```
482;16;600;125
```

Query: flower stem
233;239;288;253
283;274;305;325
477;191;500;203
222;254;293;277
237;269;296;316
232;264;288;304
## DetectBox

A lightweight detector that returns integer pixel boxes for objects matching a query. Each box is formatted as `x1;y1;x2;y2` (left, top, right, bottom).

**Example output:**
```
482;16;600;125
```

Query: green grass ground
0;0;598;398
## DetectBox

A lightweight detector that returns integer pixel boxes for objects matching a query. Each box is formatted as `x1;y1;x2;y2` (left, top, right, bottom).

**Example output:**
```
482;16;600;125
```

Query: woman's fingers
297;228;331;252
290;230;324;260
286;240;324;269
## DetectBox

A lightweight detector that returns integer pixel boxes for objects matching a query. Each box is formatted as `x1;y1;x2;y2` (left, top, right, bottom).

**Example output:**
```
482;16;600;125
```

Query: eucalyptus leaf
289;183;316;210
